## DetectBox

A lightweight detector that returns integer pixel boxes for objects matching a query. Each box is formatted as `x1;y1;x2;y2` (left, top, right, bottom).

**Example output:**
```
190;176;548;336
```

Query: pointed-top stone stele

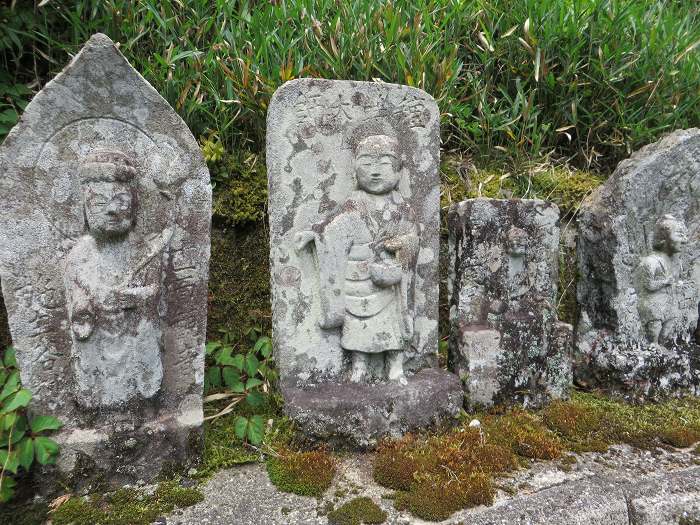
0;34;211;488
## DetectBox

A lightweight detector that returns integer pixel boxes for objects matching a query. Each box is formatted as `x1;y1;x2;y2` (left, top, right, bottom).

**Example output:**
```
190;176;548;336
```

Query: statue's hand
294;230;316;253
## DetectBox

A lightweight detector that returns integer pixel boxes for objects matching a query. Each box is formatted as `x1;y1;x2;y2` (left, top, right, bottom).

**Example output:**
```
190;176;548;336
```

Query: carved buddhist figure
294;135;419;383
506;226;531;302
636;214;688;344
64;150;168;408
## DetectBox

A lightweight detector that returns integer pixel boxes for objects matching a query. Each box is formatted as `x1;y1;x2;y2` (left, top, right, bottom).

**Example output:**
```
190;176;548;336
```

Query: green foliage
49;480;204;525
209;149;268;226
327;497;387;525
204;328;276;445
266;448;336;497
0;348;62;503
207;225;271;339
3;0;699;169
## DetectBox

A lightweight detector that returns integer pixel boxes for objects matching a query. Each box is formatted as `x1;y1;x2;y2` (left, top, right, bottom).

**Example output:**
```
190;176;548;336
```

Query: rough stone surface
267;78;441;385
281;368;463;449
165;445;700;524
267;79;459;445
0;34;211;489
576;129;700;400
447;198;572;408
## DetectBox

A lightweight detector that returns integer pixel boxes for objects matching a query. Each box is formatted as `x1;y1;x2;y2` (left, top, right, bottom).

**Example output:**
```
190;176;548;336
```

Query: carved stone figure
65;150;168;407
635;215;688;344
267;79;461;447
576;129;700;400
294;135;419;383
0;34;211;488
448;198;572;408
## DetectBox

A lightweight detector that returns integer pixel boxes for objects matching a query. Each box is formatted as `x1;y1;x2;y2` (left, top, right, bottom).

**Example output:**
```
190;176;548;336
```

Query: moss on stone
266;448;336;497
209;150;268;227
49;480;203;525
207;224;271;341
527;168;604;218
327;497;387;525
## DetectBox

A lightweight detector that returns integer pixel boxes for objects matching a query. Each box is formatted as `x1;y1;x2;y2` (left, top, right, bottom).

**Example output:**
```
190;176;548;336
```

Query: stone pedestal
447;198;572;408
281;368;462;449
0;34;211;489
576;129;700;400
267;79;461;445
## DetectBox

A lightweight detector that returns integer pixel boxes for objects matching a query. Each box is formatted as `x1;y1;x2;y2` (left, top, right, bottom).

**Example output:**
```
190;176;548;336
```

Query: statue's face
84;181;134;239
667;221;688;254
355;154;400;195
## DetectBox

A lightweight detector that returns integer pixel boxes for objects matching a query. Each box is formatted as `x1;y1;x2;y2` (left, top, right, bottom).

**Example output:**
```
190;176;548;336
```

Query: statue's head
652;214;688;255
506;227;528;257
354;135;401;195
79;150;136;240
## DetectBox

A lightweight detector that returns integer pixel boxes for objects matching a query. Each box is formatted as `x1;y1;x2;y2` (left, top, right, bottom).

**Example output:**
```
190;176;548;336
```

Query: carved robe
64;234;167;408
636;252;677;326
308;190;419;353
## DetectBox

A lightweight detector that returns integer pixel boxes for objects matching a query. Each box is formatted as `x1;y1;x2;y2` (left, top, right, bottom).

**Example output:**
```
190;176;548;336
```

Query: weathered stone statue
267;79;461;447
65;150;168;408
0;34;211;488
635;215;688;344
294;135;418;384
577;129;700;400
447;198;572;408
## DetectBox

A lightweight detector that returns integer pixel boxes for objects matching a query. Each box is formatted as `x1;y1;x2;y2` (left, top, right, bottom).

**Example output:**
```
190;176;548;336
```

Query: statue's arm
639;257;671;292
64;255;95;340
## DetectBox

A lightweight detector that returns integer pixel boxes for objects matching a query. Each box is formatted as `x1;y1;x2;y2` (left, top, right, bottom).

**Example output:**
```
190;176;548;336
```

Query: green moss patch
267;448;336;497
207;224;271;341
210;150;268;227
327;497;387;525
374;392;700;521
50;481;203;525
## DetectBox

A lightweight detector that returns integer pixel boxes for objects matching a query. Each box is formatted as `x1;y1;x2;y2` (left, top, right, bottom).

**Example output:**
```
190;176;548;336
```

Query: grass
373;391;700;521
2;0;699;170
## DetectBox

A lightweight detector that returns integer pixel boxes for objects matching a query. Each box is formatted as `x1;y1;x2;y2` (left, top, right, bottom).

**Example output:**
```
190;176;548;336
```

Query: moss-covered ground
372;392;700;521
327;497;388;525
0;481;203;525
266;448;337;498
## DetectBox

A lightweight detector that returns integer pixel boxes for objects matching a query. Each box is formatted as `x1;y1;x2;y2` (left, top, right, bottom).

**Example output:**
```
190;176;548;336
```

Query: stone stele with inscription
0;34;211;488
447;198;572;409
576;129;700;400
267;79;461;448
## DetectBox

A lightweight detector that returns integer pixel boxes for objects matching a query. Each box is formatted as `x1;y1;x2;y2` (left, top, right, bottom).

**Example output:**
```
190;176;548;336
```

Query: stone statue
64;150;170;408
0;34;211;487
294;135;419;383
636;214;688;344
506;226;531;301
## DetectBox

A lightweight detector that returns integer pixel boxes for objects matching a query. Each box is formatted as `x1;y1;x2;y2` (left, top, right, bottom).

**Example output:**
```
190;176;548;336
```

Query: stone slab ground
164;444;700;525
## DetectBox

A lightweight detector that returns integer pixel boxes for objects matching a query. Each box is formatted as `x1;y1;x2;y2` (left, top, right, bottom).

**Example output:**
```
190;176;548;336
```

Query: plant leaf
33;436;59;465
222;368;244;392
245;353;260;377
0;372;19;403
2;348;16;369
246;415;264;445
30;415;62;434
2;389;31;414
245;378;263;390
246;390;265;408
17;437;33;470
233;416;248;440
0;476;16;503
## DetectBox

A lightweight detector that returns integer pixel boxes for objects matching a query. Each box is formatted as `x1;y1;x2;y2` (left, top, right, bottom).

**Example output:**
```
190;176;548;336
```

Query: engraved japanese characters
576;129;700;399
267;79;461;447
448;198;572;408
0;34;211;486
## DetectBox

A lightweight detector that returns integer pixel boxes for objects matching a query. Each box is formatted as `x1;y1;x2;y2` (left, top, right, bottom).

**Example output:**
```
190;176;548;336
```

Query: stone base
575;332;700;401
43;414;203;495
281;368;463;449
